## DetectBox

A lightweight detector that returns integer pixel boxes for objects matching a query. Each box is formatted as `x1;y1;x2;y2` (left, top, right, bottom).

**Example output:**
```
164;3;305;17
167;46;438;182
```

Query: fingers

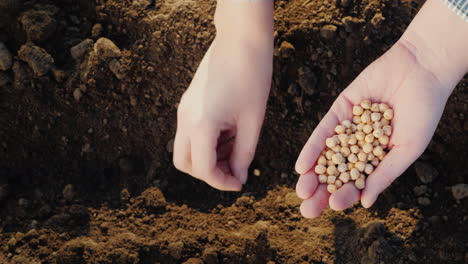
229;114;263;184
329;182;360;211
360;146;420;208
296;171;319;200
191;125;242;191
300;184;331;219
295;111;338;175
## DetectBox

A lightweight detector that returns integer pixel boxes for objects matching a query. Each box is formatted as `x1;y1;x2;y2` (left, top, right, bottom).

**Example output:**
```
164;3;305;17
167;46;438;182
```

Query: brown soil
1;0;467;263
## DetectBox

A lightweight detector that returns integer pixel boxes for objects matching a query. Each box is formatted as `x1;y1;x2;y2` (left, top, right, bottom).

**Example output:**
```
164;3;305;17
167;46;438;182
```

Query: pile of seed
315;99;394;193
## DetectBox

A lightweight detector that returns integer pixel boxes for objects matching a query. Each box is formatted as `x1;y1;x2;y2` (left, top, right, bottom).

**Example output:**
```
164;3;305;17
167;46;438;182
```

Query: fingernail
233;168;248;185
240;170;248;184
231;169;247;184
361;197;375;208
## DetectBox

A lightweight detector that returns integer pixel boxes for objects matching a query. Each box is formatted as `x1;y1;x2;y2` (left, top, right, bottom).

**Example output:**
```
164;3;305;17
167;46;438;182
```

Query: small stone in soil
342;16;358;33
428;215;441;225
278;41;295;59
120;188;131;201
20;10;57;42
132;0;153;8
341;0;352;7
417;197;431;206
370;13;385;28
70;39;93;60
18;198;29;208
91;24;103;38
414;161;438;184
202;248;218;264
413;185;427;196
168;241;184;259
73;88;82;101
320;25;337;39
94;38;121;58
82;143;91;153
18;43;54;76
7;237;17;249
129;95;137;106
109;59;126;79
62;184;75;202
52;68;66;82
451;184;468;201
12;60;32;89
166;139;174;153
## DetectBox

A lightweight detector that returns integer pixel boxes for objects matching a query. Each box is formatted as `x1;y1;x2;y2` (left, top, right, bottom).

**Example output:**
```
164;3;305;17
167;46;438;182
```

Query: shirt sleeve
443;0;468;21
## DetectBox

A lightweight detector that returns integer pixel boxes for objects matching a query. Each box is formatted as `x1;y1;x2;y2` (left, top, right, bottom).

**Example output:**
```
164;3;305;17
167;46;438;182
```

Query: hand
294;0;468;218
173;35;273;191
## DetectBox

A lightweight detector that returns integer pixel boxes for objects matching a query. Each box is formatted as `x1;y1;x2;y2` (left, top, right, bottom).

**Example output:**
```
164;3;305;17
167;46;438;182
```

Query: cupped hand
173;36;273;191
295;0;468;218
294;40;452;218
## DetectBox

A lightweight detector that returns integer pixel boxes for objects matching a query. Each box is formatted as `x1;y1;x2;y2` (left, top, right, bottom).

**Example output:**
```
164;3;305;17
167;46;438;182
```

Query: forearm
399;0;468;92
214;0;274;48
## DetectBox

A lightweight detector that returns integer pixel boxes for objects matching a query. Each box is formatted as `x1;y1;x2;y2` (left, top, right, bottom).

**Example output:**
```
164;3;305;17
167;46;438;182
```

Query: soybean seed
348;153;358;163
335;179;343;188
326;137;337;148
365;134;375;143
350;168;360;180
315;165;326;174
383;109;394;120
363;143;373;154
378;135;389;145
342;120;352;128
360;99;371;110
339;172;350;183
363;124;373;134
373;128;384;138
364;164;374;175
337;163;348;173
373;145;384;157
332;153;345;165
353;105;364;115
355;161;366;172
335;125;346;134
350;145;360;154
328;184;338;193
318;174;328;184
379;103;389;113
357;151;367;162
355;178;366;189
371;112;381;122
318;155;327;166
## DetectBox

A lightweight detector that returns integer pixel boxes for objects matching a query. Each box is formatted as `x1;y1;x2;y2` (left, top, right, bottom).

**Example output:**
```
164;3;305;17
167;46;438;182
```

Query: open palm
294;41;451;218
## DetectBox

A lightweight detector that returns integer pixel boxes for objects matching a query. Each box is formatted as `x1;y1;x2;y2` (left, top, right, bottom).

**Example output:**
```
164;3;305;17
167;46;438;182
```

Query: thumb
360;146;421;208
230;114;263;184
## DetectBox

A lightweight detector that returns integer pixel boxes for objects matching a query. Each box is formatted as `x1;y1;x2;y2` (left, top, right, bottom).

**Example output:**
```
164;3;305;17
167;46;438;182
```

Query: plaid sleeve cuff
443;0;468;21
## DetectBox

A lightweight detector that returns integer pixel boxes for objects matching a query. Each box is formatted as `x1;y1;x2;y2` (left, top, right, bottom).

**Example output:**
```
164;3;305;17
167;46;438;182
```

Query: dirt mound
0;0;467;263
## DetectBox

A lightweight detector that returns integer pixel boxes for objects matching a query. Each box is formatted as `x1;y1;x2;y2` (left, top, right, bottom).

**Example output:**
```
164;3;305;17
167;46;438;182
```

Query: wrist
398;0;468;94
214;0;274;51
